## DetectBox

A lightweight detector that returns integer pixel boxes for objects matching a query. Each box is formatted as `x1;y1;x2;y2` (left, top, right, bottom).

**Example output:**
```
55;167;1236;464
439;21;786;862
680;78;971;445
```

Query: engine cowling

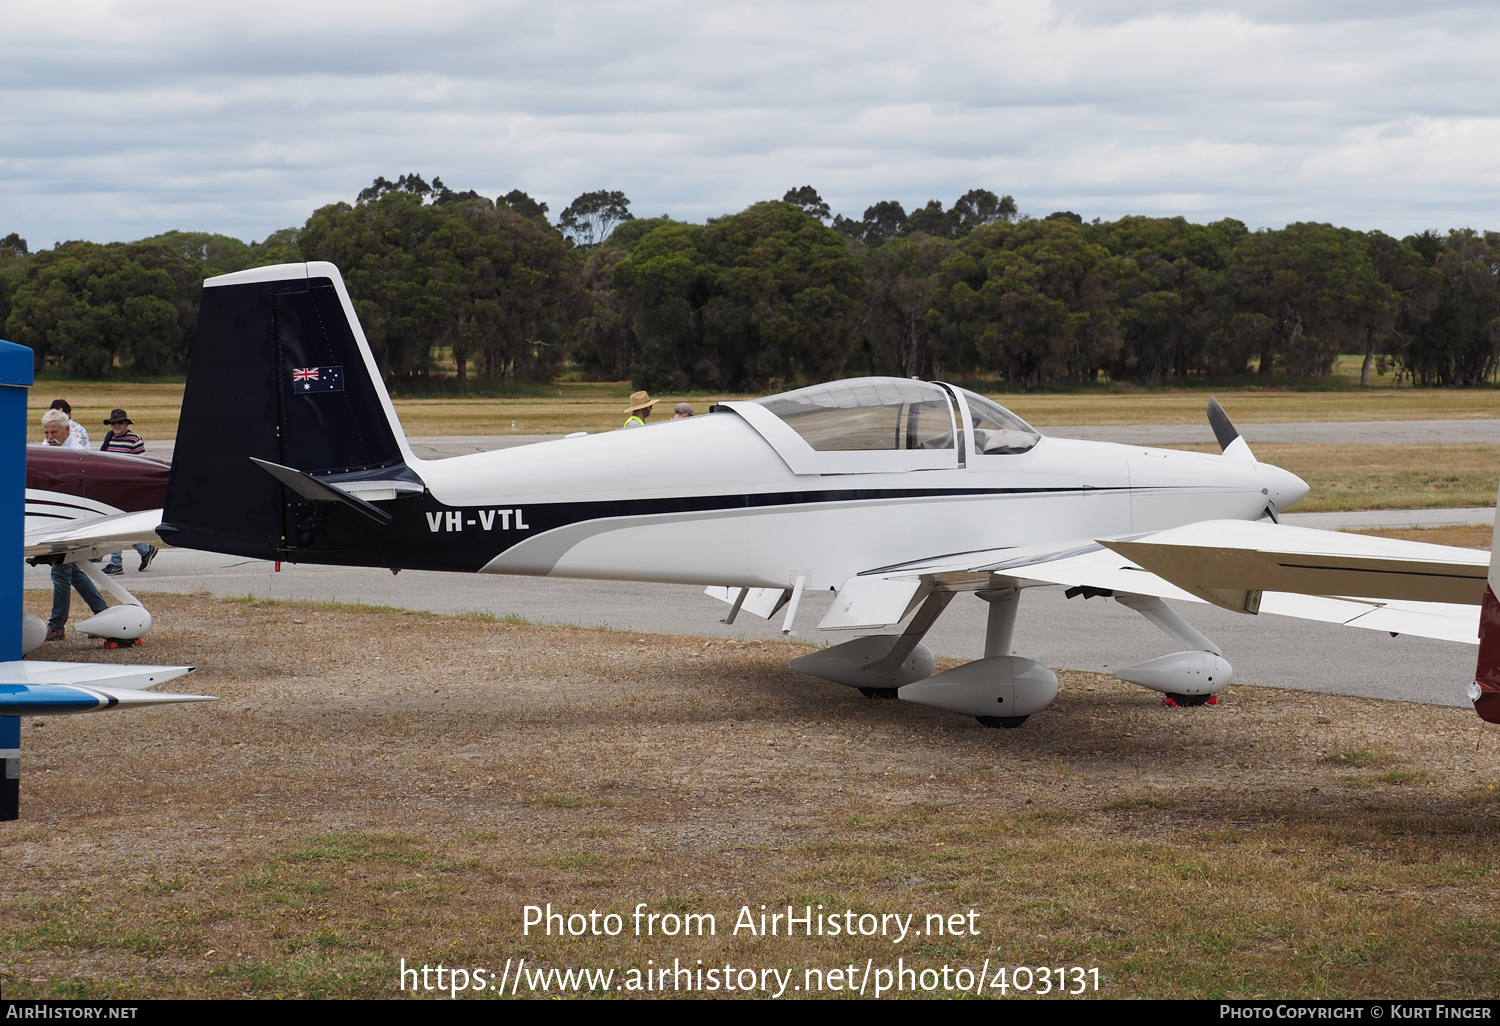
898;656;1058;718
1114;650;1232;697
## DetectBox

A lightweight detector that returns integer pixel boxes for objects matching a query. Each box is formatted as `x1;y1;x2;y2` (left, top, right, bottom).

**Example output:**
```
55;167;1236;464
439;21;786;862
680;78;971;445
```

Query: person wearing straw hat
98;409;157;575
620;391;659;430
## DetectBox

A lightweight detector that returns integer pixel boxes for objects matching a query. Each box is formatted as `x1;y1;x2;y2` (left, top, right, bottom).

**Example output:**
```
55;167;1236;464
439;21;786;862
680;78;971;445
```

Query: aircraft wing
815;521;1486;646
0;660;212;716
24;508;164;560
1100;519;1488;608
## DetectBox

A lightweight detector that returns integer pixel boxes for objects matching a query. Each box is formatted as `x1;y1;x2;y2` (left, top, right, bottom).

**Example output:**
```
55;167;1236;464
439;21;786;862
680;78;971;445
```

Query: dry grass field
1352;523;1493;549
30;381;1500;443
3;594;1498;1000
1163;443;1500;512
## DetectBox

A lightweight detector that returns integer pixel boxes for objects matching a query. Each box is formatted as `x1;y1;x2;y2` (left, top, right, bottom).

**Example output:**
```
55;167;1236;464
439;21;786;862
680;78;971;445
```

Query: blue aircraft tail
159;262;422;562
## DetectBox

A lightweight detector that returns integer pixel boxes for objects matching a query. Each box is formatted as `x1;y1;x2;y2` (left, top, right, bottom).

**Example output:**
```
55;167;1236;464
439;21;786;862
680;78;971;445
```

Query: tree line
3;180;1497;390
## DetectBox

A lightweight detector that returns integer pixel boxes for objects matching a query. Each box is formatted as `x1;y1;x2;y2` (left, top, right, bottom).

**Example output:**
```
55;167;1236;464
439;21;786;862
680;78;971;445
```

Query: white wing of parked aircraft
147;260;1500;731
0;661;210;716
21;508;169;652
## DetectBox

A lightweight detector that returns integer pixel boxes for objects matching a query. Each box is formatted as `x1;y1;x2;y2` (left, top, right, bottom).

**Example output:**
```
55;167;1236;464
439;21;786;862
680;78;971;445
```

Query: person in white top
41;408;85;449
49;399;89;448
39;408;108;641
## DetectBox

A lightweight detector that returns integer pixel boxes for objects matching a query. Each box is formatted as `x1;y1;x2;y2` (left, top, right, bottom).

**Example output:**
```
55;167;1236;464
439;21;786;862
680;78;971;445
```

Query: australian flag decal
291;366;344;392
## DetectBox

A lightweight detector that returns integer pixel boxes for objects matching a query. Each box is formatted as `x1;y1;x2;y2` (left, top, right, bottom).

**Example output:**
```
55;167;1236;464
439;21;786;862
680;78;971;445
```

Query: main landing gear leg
1112;593;1233;708
976;587;1029;728
857;591;955;699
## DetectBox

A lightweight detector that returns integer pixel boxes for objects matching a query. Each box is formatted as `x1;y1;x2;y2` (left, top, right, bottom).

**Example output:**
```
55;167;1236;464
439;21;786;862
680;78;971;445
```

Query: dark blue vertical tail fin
159;262;419;560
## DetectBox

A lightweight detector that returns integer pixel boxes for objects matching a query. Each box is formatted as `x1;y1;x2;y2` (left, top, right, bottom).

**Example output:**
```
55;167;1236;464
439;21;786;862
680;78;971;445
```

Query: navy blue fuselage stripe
159;480;1229;576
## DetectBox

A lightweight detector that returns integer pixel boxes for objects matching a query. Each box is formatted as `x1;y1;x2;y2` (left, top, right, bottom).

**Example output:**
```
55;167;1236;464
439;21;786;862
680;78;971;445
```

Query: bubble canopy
957;388;1041;455
755;378;956;452
754;378;1040;456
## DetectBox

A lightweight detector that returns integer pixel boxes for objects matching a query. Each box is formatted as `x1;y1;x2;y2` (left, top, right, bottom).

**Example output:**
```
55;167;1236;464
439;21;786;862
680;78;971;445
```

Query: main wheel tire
976;715;1029;729
1164;693;1212;707
858;686;900;700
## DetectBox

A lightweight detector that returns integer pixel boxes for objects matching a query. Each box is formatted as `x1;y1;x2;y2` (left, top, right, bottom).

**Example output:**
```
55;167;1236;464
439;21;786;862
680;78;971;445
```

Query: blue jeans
49;564;109;632
108;543;153;568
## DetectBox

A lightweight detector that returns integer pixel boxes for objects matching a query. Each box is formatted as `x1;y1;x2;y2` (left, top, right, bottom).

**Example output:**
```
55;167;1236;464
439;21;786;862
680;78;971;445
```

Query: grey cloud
1;1;1497;247
1051;0;1492;25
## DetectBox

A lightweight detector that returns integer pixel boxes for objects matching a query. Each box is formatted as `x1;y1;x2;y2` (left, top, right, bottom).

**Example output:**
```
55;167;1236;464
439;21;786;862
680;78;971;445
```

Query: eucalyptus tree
1098;216;1237;382
1231;223;1390;382
300;180;585;384
4;241;190;375
939;218;1127;388
612;201;866;391
782;186;831;222
1356;232;1437;386
863;232;955;377
558;191;634;249
499;190;549;222
1395;229;1500;386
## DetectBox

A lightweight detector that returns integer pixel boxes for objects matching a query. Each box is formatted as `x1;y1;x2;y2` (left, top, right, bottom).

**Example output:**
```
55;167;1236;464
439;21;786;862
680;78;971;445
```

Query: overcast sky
3;0;1497;248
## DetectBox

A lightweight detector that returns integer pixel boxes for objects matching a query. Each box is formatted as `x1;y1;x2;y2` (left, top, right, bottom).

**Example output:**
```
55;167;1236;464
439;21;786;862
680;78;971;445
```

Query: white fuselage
407;402;1304;593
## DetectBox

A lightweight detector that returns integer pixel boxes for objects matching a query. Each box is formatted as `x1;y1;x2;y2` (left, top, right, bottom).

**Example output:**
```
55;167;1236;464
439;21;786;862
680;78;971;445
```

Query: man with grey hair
49;399;88;448
41;408;82;448
39;408;108;640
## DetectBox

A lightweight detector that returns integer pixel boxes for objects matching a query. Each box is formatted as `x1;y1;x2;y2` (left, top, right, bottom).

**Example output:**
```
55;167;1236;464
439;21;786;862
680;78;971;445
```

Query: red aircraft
23;444;170;650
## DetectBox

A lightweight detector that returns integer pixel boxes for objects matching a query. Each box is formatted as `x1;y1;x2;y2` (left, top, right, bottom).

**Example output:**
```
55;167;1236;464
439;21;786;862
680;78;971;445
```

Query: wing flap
704;586;791;619
819;575;924;630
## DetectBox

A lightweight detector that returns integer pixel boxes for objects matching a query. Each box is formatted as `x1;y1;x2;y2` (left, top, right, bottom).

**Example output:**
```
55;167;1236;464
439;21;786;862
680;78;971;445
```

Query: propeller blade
1207;397;1255;462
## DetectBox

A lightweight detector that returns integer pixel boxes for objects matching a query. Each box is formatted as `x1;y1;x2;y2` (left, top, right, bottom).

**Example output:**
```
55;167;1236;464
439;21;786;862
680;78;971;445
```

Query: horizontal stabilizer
250;458;392;524
839;527;1483;645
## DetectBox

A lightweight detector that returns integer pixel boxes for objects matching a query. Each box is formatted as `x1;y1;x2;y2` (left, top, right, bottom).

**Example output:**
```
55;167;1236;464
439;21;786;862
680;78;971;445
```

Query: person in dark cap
98;409;157;574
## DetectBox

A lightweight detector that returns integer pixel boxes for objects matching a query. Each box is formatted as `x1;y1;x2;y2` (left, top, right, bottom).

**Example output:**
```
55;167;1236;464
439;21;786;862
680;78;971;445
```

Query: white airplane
4;458;208;725
86;260;1498;730
22;444;173;649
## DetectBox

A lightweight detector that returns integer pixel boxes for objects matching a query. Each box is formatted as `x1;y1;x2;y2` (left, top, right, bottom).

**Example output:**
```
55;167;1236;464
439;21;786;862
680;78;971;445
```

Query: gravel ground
3;593;1499;999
